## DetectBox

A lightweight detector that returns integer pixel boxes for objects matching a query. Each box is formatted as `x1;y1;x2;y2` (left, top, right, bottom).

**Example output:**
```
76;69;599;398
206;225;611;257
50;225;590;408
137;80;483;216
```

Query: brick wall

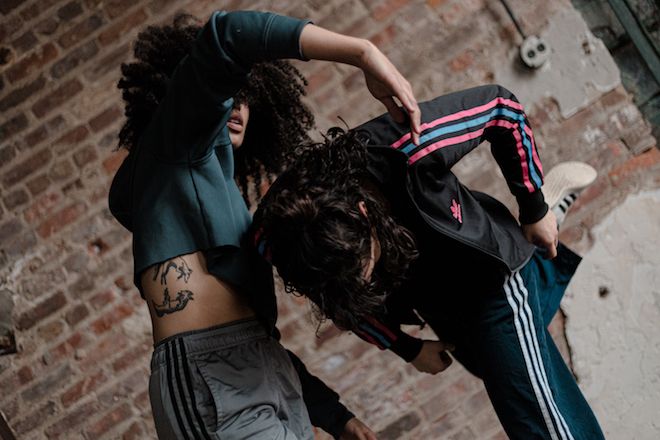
0;0;658;439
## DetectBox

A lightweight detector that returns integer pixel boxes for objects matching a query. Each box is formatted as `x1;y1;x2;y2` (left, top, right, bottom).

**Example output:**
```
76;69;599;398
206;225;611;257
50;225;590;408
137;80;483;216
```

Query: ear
358;201;368;218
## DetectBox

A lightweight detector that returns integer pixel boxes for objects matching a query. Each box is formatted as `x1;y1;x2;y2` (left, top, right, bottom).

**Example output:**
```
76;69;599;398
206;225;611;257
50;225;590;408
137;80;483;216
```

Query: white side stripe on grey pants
504;272;575;440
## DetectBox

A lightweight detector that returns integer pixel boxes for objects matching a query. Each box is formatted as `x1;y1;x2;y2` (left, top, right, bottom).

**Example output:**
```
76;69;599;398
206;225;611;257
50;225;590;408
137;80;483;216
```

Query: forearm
299;24;374;67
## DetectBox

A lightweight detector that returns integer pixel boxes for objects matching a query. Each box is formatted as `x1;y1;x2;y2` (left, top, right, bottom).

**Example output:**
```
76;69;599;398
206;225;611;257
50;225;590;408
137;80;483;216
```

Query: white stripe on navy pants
421;245;605;439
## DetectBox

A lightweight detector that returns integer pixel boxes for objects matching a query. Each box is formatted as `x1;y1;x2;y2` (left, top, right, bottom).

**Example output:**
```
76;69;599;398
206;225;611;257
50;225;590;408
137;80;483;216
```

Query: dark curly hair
253;128;418;331
117;14;314;204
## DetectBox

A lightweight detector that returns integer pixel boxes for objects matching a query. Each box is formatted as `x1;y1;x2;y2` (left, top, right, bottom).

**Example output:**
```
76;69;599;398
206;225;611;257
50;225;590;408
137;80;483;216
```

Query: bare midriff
141;251;256;344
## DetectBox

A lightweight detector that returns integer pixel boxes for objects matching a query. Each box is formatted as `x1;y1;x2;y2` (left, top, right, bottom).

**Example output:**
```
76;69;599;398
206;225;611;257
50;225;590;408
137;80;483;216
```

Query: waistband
151;317;268;367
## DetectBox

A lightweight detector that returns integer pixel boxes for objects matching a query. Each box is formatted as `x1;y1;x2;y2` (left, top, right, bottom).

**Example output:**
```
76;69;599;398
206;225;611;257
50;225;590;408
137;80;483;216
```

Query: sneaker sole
541;162;597;208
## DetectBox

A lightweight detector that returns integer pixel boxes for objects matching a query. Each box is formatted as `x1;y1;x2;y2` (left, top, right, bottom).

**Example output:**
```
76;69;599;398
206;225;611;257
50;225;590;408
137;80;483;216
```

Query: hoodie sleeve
286;350;355;439
358;85;548;224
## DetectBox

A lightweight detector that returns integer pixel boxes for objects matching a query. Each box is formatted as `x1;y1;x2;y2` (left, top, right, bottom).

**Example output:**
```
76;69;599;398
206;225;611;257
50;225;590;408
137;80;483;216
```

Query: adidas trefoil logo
450;199;462;223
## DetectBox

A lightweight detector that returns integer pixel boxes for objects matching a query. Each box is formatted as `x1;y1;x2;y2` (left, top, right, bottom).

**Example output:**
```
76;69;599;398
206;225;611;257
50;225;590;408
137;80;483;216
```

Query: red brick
122;422;144;440
428;0;450;7
36;201;88;238
5;43;58;83
608;147;660;186
421;375;476;419
370;24;397;48
79;332;128;372
559;223;585;244
621;120;656;155
45;401;97;438
32;78;84;118
587;141;627;173
84;41;130;81
438;0;487;27
34;16;60;37
17;365;35;385
58;12;105;49
0;0;26;15
315;323;342;347
0;144;16;168
61;370;108;408
24;192;61;222
600;85;629;108
572;176;609;210
376;412;421;438
3;188;30;210
112;341;151;371
98;8;149;46
98;369;149;406
22;115;67;149
2;148;52;187
26;174;51;195
44;332;88;366
424;408;465;436
91;302;134;334
50;40;99;79
73;144;98;168
66;303;90;326
18;0;58;21
57;1;84;21
89;106;122;132
0;113;29;143
0;75;46;113
85;403;132;439
37;319;65;342
373;0;414;22
12;401;57;436
342;70;365;92
105;0;139;19
48;159;76;182
133;389;150;410
90;289;115;309
449;50;475;73
103;148;129;174
16;291;67;330
305;65;335;95
21;364;72;404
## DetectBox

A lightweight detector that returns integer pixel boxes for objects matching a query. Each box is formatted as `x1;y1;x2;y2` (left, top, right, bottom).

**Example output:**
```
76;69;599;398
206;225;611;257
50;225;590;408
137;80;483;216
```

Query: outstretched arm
300;24;420;146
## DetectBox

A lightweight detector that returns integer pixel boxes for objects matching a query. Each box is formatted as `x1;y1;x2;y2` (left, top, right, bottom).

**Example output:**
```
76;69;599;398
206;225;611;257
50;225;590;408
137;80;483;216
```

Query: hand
521;210;558;260
411;340;455;374
339;417;377;440
358;43;421;146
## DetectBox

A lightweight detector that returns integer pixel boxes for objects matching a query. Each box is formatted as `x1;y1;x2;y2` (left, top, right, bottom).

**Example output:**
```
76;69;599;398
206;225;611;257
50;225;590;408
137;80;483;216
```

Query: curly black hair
117;14;314;204
253;128;419;331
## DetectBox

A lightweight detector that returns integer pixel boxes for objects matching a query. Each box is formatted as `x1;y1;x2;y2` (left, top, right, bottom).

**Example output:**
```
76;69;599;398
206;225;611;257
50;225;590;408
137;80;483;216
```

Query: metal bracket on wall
606;0;660;84
0;332;16;356
499;0;551;68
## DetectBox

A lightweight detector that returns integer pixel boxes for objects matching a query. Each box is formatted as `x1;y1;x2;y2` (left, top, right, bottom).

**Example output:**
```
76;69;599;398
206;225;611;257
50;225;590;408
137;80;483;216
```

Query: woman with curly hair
109;9;420;440
253;86;605;440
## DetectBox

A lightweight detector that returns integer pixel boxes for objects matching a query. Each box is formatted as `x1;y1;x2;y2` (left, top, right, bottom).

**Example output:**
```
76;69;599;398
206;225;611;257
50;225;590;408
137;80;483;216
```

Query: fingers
382;97;405;123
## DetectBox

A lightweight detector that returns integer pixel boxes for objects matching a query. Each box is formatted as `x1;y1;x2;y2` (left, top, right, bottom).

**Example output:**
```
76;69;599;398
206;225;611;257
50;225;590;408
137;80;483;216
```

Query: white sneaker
542;162;597;225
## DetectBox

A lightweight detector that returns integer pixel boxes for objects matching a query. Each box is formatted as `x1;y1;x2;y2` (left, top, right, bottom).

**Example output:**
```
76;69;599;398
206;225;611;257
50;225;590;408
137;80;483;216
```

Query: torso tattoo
151;258;195;317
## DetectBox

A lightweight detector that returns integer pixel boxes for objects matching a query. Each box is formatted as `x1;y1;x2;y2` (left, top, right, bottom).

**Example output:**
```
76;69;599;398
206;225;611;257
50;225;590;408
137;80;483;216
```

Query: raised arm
299;24;420;146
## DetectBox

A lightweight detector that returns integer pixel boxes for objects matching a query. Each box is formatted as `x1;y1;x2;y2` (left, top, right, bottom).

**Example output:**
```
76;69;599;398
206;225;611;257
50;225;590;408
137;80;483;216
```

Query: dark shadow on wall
572;0;660;140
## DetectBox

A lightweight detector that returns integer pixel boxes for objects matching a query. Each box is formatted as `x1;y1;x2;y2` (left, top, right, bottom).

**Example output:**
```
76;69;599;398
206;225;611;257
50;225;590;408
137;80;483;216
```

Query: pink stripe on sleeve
355;328;386;350
390;97;525;149
365;316;398;340
409;119;536;192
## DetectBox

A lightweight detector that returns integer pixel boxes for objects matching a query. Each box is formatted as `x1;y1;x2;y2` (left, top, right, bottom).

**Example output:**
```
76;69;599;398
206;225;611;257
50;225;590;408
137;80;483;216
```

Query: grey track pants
149;317;314;440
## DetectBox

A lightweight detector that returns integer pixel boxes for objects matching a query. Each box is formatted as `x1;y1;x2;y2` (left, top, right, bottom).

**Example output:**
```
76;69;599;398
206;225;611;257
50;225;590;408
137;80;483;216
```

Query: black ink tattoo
153;257;193;284
152;257;195;317
152;288;194;317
